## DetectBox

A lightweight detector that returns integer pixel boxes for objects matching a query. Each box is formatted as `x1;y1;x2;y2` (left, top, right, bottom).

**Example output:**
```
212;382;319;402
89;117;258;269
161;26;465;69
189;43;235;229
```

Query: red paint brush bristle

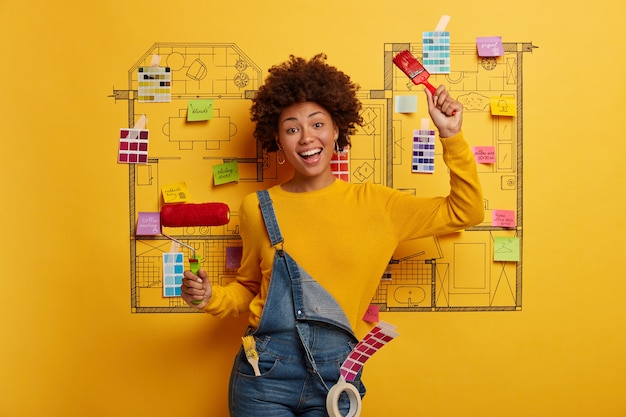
392;50;436;94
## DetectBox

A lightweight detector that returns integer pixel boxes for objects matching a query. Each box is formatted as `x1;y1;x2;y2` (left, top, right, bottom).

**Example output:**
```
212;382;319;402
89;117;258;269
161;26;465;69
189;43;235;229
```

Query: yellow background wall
1;0;625;416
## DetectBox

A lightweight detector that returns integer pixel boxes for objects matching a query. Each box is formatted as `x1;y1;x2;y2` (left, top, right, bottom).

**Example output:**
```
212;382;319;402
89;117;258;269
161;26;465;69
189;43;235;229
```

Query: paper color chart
138;66;171;102
412;129;435;173
422;31;450;74
331;151;350;182
118;128;149;164
340;322;399;382
162;252;184;297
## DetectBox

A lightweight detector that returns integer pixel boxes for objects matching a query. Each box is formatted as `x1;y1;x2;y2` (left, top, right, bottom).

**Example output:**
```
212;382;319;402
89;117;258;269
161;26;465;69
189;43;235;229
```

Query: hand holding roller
160;202;230;305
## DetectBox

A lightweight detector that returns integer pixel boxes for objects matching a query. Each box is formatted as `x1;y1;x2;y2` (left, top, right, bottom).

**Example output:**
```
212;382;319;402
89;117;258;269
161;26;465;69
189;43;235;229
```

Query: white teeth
300;149;321;157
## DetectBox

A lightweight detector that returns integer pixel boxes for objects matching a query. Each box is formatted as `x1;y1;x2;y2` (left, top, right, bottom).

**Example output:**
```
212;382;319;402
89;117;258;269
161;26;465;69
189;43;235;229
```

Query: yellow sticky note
161;182;189;203
187;99;214;121
490;96;517;116
213;161;240;185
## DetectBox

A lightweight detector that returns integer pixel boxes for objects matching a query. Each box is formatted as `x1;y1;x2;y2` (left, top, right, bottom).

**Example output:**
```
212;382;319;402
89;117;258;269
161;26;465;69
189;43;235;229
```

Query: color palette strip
340;321;399;382
412;129;435;173
118;128;149;164
162;252;184;297
422;31;450;74
331;151;350;182
138;66;171;102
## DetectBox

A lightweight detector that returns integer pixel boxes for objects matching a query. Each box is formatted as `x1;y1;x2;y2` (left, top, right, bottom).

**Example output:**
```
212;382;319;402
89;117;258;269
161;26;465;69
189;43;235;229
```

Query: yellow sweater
204;132;484;337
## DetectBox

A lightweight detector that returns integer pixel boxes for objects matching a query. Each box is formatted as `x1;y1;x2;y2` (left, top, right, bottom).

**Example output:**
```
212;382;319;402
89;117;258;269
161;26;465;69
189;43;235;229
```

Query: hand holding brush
424;85;463;139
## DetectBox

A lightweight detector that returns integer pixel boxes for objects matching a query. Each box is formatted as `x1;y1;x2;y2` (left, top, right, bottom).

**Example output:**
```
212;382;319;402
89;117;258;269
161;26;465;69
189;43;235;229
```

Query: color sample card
162;252;184;297
340;322;399;382
422;31;450;74
138;66;171;102
118;128;149;164
412;129;435;173
331;151;350;182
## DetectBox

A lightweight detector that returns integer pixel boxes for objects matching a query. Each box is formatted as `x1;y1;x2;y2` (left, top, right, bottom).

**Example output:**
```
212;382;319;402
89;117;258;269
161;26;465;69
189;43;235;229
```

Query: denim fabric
227;191;365;417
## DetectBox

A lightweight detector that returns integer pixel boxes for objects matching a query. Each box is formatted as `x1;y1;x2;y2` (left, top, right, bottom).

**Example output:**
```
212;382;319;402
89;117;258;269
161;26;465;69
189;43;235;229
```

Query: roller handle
189;257;202;305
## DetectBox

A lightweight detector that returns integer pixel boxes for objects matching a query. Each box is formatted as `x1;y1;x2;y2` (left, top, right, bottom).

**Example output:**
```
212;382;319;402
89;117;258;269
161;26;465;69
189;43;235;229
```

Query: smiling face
276;101;339;192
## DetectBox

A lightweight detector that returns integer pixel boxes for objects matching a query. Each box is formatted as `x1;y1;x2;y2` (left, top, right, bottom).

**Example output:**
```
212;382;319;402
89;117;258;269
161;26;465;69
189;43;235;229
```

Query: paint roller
160;202;230;304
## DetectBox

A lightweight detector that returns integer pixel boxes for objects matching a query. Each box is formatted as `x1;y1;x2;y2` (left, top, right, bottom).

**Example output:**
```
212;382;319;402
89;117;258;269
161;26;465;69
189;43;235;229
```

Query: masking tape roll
326;378;361;417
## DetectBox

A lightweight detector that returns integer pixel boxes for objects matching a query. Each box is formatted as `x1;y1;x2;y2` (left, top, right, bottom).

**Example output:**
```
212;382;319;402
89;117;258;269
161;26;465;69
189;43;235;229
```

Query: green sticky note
187;99;213;121
493;236;520;262
213;161;240;185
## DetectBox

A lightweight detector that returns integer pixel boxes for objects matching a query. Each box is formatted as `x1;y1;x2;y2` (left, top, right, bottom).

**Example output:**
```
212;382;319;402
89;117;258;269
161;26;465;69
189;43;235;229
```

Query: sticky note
226;246;243;269
136;212;161;236
395;95;417;113
476;36;503;57
492;209;516;228
472;146;496;164
161;182;189;203
494;236;520;262
490;96;517;116
213;161;240;185
187;99;214;121
362;304;380;323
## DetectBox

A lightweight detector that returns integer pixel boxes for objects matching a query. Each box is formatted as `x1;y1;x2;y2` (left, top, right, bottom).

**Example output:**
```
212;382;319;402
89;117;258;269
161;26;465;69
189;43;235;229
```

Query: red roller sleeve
160;202;230;228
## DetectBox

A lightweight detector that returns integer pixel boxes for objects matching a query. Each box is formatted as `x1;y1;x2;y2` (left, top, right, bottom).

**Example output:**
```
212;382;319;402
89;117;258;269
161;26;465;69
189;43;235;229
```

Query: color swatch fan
340;321;399;382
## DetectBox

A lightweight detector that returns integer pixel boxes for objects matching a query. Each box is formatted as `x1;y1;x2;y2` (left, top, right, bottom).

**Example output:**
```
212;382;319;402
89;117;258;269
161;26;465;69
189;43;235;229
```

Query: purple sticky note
136;212;161;236
226;246;243;269
476;36;503;57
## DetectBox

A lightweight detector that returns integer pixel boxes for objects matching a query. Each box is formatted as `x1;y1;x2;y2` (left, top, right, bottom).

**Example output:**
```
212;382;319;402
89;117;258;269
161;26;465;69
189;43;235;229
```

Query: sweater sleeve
202;193;262;318
387;131;484;241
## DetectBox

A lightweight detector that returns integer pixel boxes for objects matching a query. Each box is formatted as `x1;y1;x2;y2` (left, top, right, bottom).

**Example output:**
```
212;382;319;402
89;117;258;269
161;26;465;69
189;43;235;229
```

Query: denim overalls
228;190;365;417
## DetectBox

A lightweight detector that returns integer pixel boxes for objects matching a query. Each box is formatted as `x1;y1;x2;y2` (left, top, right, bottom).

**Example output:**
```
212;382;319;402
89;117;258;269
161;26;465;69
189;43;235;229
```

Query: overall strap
256;190;284;247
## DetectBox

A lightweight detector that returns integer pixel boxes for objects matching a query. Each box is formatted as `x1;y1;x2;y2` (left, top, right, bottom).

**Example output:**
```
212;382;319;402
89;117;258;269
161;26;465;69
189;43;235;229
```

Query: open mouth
299;148;322;160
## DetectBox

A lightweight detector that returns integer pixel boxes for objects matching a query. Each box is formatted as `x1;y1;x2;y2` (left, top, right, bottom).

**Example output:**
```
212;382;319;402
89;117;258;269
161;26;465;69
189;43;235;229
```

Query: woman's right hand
181;268;212;308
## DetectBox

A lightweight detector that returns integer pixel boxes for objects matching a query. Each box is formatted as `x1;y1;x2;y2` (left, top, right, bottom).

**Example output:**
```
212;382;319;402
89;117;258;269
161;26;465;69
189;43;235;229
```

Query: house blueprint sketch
111;41;534;313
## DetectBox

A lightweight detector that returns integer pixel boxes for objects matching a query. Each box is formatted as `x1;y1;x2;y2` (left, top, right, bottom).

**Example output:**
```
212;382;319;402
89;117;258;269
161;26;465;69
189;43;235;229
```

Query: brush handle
189;257;202;305
426;81;457;116
424;80;437;95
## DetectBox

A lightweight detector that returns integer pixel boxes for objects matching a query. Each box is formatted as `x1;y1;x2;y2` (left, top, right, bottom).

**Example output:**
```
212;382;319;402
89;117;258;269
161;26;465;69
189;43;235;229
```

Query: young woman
181;54;484;417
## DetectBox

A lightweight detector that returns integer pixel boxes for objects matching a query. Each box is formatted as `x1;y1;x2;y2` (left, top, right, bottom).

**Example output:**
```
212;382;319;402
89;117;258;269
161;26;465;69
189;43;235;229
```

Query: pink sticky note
472;146;496;164
136;212;161;236
476;36;503;57
362;304;380;323
492;210;516;228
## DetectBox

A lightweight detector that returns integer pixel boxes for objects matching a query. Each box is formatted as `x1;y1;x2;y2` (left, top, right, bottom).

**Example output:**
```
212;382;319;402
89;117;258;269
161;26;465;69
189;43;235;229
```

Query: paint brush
241;335;261;376
392;49;437;94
